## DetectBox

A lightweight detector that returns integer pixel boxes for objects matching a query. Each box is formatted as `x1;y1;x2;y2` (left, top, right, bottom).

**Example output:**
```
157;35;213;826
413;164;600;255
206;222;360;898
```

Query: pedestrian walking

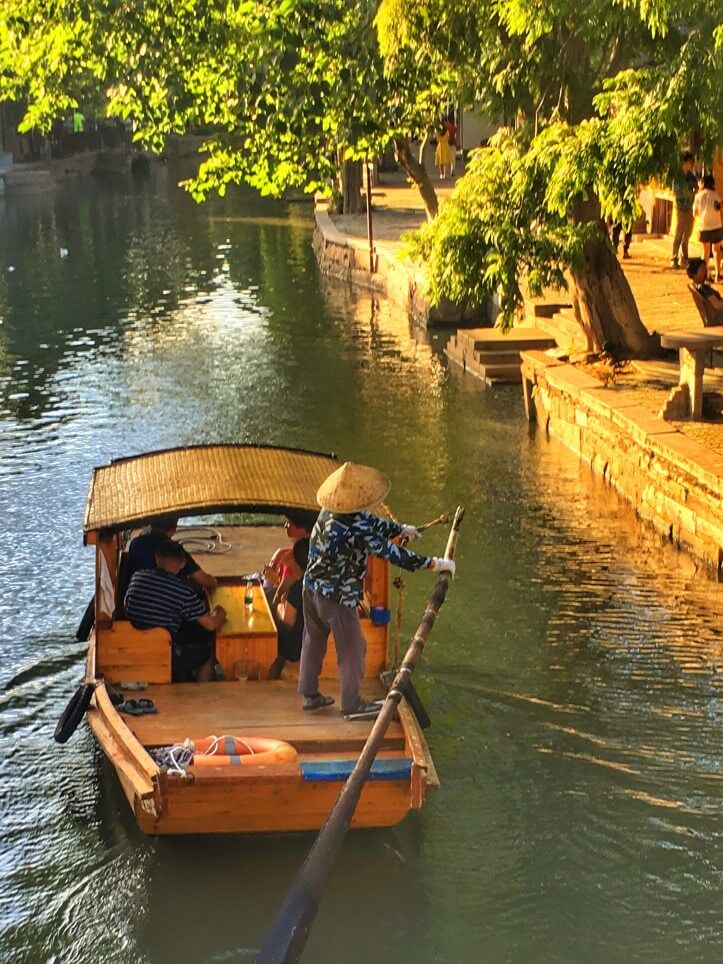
670;151;697;268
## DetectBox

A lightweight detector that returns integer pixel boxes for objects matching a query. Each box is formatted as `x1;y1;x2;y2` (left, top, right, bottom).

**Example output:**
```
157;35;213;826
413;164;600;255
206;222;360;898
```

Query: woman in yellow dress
434;126;453;179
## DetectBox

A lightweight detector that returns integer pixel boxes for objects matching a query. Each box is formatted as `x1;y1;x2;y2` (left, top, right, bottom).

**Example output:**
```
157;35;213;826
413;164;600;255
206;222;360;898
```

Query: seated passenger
687;257;723;322
124;539;226;683
264;509;318;604
268;538;309;680
123;514;218;599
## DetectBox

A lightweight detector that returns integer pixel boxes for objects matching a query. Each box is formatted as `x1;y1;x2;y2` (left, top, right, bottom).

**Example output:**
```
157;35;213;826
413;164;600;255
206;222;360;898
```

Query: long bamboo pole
256;507;465;964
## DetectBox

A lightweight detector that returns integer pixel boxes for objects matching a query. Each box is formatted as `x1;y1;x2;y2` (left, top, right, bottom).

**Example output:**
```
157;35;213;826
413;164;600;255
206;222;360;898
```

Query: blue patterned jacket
304;509;432;607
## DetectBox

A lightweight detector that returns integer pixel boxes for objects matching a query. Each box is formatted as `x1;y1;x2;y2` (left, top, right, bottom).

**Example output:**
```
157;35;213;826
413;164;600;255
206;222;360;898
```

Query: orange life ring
191;735;298;767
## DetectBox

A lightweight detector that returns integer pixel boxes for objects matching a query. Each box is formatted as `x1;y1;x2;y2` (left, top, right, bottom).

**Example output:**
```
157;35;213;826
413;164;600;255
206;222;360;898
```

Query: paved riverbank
315;173;723;574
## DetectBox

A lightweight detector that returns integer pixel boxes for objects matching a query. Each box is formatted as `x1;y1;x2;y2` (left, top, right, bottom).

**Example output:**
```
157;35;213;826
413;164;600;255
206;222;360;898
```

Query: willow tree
0;0;448;216
379;0;723;356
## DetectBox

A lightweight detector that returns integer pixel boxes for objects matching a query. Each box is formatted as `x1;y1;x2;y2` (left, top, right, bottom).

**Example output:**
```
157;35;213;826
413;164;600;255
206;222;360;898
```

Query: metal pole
365;155;374;273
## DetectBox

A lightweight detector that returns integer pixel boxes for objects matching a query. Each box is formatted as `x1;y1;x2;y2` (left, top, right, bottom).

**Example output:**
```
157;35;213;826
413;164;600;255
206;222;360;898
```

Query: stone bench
660;326;723;419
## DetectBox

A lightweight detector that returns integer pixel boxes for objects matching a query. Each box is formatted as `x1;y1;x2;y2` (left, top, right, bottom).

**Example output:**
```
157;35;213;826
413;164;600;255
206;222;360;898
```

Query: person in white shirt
693;174;722;280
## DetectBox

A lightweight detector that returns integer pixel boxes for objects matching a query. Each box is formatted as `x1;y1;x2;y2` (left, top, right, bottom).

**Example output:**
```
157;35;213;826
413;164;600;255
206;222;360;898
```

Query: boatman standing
299;461;455;717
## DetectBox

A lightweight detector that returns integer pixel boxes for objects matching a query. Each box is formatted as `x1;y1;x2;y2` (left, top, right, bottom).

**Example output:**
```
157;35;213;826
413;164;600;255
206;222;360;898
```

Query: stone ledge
545;364;603;398
522;353;723;573
647;433;723;497
520;349;563;369
606;403;679;447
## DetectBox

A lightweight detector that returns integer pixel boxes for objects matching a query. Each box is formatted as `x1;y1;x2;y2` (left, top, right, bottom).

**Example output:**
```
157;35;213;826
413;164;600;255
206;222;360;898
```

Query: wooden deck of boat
124;679;404;754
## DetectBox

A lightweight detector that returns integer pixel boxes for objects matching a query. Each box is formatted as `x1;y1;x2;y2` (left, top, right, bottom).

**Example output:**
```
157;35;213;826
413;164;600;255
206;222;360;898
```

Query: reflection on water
0;168;720;963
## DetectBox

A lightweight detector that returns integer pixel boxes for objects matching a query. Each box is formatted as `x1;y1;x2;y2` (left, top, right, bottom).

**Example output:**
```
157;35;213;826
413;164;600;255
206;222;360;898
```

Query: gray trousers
299;588;366;712
672;209;694;262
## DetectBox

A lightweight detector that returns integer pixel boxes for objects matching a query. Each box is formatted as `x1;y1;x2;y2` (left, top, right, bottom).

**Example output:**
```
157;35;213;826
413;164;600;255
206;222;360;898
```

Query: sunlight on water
0;168;720;963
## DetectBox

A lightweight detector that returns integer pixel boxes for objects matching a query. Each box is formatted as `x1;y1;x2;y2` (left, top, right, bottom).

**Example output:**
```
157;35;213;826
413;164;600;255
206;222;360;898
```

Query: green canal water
0;168;721;963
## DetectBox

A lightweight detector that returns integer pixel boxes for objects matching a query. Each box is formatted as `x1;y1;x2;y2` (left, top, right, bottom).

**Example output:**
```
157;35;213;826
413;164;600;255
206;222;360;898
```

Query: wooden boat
80;444;439;835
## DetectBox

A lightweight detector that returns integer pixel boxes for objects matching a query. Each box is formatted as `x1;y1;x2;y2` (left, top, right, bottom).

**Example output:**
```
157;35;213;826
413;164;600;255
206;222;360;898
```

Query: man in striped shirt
125;539;226;682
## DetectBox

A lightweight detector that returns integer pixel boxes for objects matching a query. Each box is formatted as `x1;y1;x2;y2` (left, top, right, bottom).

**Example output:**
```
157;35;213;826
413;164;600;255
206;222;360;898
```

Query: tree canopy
0;0;448;203
382;0;723;352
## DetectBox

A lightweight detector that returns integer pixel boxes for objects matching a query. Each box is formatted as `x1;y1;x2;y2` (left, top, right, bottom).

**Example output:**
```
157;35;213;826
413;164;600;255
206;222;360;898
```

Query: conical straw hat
316;461;391;514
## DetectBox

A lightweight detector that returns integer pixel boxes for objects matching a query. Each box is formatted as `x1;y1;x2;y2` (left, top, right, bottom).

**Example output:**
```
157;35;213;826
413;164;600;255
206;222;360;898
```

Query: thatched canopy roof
83;444;337;534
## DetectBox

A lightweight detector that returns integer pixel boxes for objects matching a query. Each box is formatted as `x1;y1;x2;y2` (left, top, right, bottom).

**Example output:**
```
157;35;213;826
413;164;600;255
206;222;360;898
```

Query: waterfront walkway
321;172;722;571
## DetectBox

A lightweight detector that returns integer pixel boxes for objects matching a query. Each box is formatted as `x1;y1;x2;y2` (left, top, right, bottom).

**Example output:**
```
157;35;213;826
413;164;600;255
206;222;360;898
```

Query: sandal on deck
303;693;334;711
119;699;158;716
118;700;144;716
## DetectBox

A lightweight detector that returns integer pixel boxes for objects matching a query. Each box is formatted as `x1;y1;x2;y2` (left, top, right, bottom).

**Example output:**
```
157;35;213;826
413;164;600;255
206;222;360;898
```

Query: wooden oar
255;506;465;964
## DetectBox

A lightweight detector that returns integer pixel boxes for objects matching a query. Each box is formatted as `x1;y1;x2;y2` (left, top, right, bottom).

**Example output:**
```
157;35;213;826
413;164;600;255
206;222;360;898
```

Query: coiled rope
175;526;231;554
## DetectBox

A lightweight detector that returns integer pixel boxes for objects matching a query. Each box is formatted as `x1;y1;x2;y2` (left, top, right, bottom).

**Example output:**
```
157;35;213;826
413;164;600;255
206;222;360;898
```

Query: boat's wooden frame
81;446;439;835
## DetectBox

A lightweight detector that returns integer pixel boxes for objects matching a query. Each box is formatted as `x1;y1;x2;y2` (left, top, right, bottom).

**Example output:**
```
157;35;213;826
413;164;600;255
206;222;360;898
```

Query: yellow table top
209;584;277;637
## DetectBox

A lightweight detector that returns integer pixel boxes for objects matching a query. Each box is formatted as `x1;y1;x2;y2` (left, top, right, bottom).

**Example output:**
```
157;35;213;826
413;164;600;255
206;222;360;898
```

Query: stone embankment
314;208;487;328
522;351;723;575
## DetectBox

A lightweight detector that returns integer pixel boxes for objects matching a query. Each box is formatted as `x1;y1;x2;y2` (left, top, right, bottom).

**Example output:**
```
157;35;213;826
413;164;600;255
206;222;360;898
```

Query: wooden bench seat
96;621;172;683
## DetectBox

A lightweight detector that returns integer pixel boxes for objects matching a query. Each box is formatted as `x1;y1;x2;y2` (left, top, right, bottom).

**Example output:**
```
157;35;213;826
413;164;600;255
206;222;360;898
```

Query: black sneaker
303;693;334;711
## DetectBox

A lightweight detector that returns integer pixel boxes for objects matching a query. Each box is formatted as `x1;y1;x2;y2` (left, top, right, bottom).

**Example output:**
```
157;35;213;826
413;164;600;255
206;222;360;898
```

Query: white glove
400;524;422;541
430;557;456;578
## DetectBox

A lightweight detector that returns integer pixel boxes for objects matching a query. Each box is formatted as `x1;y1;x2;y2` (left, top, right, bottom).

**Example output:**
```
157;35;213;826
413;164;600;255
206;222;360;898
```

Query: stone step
474;349;525;366
444;338;466;365
482;363;523;382
533;311;587;346
455;326;556;352
525;302;572;320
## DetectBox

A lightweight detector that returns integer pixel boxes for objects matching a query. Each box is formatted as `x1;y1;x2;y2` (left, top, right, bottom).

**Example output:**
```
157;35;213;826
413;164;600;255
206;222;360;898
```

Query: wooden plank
129;719;404;754
87;708;156;799
186;763;303;784
366;555;389;609
216;635;277;680
397;698;428;771
123;680;405;753
397;697;430;809
139;778;411;834
94;682;160;782
96;621;172;684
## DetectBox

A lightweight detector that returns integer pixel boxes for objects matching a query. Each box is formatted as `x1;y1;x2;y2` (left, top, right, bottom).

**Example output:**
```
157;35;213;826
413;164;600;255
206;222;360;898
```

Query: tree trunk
418;132;430;166
393;136;438;221
569;228;660;358
338;157;364;215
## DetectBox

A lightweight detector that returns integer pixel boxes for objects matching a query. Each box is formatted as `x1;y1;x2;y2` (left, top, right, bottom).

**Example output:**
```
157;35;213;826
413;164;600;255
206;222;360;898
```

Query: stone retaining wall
313;210;486;329
521;350;723;575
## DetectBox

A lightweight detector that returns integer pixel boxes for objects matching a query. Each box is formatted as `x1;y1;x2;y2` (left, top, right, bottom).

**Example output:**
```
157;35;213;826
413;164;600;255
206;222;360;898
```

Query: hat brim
316;463;391;514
